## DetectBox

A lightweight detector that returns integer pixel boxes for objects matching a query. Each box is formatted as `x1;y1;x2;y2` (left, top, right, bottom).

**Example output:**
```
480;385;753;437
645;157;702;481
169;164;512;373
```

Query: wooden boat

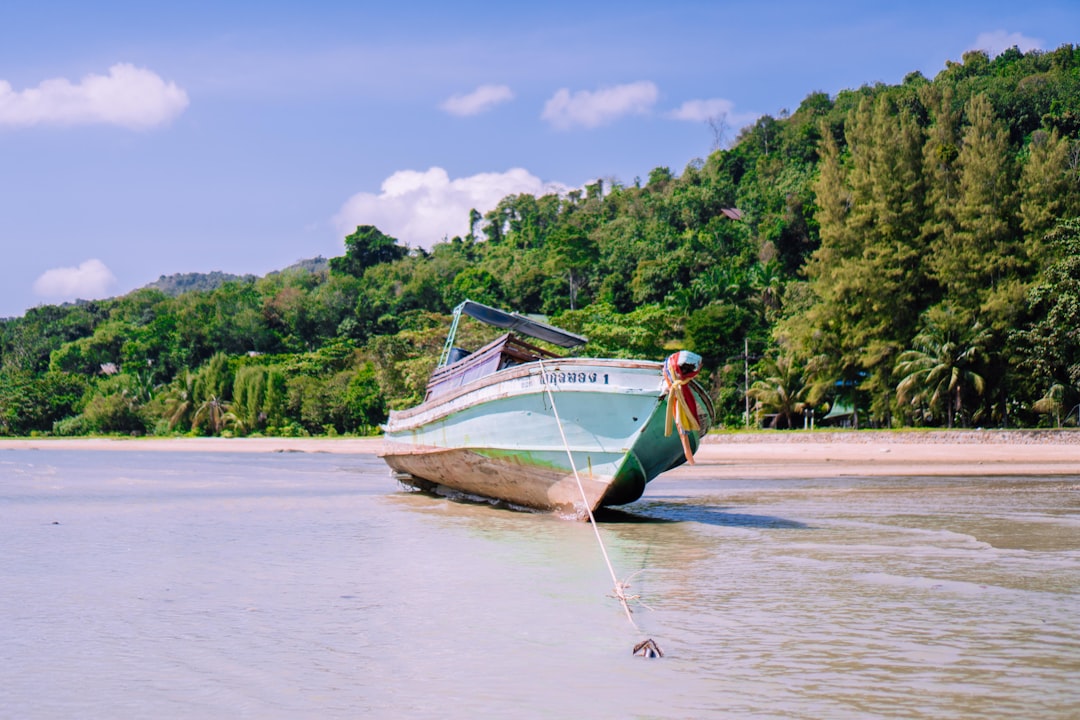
380;300;714;515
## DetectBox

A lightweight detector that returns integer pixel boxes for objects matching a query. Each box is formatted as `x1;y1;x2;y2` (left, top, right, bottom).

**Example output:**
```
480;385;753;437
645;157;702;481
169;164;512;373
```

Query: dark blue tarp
458;300;587;348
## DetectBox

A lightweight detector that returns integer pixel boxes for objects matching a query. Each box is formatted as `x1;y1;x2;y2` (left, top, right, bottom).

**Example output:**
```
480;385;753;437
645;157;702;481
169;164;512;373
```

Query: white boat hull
381;358;712;513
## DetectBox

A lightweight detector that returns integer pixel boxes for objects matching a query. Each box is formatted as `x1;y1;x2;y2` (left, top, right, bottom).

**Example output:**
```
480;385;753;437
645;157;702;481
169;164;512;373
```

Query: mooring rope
537;358;649;641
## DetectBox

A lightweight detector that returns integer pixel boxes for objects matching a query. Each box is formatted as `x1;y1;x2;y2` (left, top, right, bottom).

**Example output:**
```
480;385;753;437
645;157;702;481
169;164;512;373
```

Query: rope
537;358;640;629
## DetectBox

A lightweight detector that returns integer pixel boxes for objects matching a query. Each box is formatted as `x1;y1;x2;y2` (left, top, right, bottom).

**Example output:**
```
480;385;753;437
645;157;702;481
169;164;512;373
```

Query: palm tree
748;259;784;317
192;395;241;436
1033;383;1066;428
895;306;990;428
161;370;196;431
747;353;808;429
690;263;750;305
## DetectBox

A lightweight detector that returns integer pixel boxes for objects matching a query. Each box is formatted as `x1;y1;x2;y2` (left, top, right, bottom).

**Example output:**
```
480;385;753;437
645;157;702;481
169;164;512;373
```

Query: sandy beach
692;430;1079;478
2;430;1076;478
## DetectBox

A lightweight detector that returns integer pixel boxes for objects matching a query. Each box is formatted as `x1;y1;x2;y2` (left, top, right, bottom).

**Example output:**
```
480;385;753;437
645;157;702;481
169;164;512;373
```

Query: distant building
821;401;857;428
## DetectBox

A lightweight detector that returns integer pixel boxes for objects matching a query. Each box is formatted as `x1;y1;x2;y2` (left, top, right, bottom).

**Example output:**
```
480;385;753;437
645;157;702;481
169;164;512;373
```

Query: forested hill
146;270;258;297
144;258;329;297
2;45;1079;438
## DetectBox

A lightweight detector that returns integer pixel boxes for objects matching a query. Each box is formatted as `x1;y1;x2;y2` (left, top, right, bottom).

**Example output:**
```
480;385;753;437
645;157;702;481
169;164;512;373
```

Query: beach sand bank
690;430;1079;478
2;431;1075;479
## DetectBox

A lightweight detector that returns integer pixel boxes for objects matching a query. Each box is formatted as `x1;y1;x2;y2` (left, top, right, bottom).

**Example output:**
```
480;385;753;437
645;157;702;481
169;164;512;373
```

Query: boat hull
380;358;712;514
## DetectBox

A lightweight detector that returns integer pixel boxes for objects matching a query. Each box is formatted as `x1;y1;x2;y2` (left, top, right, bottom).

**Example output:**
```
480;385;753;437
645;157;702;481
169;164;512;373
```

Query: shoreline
1;430;1076;478
0;436;386;454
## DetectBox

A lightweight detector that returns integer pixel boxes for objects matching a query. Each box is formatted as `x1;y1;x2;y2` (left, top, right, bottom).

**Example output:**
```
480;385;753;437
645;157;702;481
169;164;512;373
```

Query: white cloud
440;84;514;116
970;31;1042;58
541;81;658;130
33;259;117;301
667;97;760;127
334;167;570;248
0;63;189;130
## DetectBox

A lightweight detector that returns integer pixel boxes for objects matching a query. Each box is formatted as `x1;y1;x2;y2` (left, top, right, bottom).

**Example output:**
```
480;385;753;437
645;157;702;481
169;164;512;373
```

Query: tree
684;302;755;371
0;369;88;436
1019;129;1080;265
193;394;238;435
1012;219;1080;418
542;228;599;311
747;353;808;429
446;267;503;309
791;94;929;425
895;305;990;428
160;370;197;432
928;93;1020;318
233;365;269;433
554;303;670;360
264;370;288;431
191;353;236;435
48;320;127;375
919;84;963;251
81;374;150;435
341;361;387;432
1032;383;1067;427
329;225;408;278
1;303;104;373
194;352;233;405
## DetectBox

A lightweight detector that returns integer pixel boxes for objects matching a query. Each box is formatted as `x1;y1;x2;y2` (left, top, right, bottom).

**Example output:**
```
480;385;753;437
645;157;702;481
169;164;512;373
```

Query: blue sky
1;1;1076;318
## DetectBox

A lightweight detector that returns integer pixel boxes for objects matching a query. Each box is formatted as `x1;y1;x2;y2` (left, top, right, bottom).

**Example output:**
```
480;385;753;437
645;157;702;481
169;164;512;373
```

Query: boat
379;300;715;515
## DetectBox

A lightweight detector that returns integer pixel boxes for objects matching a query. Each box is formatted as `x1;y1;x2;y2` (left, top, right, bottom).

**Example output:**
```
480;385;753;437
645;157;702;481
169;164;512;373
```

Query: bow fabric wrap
662;350;702;464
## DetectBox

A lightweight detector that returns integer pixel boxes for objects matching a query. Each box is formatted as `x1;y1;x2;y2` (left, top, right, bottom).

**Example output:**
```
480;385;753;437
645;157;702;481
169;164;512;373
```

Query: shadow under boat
395;481;808;530
594;502;810;529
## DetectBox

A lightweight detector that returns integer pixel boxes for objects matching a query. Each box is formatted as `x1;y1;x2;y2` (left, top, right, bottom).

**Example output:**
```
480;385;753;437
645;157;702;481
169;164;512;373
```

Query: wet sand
2;430;1076;478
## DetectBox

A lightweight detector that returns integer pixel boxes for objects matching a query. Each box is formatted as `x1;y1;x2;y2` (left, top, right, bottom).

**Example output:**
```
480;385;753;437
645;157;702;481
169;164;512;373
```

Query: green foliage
747;354;808;429
330;225;408;277
365;323;445;410
553;303;671;359
233;365;269;432
894;305;991;428
157;369;197;432
49;320;128;375
146;271;256;296
447;267;504;308
1;303;106;373
341;362;388;432
1012;218;1080;419
195;352;234;404
0;370;88;436
2;44;1080;434
265;370;288;430
81;374;152;435
684;303;754;369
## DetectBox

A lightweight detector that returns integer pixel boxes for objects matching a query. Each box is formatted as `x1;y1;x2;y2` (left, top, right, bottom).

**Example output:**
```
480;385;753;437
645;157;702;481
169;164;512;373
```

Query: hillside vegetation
2;45;1080;437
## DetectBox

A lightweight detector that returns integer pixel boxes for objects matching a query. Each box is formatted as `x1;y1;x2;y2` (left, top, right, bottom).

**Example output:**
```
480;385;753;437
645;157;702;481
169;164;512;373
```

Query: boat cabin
426;333;562;400
425;300;588;402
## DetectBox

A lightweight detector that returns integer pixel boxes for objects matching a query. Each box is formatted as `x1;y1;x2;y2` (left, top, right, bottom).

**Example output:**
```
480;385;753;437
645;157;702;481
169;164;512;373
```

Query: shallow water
1;449;1078;719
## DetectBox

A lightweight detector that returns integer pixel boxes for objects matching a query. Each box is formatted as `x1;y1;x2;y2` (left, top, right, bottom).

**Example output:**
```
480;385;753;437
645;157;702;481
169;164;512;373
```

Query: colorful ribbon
663;351;702;464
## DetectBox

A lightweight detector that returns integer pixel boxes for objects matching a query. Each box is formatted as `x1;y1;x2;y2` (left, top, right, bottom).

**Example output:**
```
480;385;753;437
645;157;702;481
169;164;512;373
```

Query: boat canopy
439;299;587;366
459;300;587;347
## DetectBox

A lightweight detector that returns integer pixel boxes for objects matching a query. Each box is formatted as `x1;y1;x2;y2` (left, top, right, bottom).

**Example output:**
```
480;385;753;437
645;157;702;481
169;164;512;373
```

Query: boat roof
457;300;587;349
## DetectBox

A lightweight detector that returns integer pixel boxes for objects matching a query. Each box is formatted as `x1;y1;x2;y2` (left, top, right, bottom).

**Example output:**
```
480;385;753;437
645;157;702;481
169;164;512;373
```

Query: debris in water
633;638;664;658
